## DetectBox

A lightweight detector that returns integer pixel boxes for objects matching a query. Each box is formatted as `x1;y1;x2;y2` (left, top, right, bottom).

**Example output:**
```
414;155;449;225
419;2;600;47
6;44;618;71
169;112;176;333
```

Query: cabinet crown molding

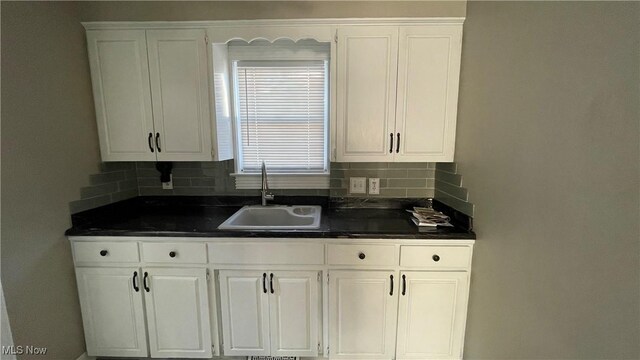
82;17;465;30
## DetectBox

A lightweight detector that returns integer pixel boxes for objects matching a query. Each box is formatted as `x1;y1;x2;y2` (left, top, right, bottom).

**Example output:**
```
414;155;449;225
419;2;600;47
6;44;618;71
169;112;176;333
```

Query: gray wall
456;2;640;359
1;2;98;358
77;1;466;21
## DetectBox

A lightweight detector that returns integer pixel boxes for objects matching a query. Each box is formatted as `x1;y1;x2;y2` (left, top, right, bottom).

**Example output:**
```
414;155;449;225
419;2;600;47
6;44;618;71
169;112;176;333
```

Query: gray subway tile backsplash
134;160;436;199
69;163;139;214
71;160;478;215
434;163;474;217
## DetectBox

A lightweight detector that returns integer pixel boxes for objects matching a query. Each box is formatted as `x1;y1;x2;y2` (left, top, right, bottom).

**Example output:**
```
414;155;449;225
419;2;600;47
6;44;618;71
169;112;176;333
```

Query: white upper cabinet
146;30;213;161
336;24;463;162
86;30;156;161
336;26;399;162
395;272;469;360
395;26;462;162
86;29;233;162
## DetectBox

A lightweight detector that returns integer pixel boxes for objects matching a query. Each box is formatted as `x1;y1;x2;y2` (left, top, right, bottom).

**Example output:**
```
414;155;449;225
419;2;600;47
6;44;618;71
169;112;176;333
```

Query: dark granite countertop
66;196;475;240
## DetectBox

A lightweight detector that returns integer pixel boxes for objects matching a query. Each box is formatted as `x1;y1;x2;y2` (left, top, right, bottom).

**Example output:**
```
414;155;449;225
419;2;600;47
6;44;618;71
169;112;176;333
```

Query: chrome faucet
261;161;274;206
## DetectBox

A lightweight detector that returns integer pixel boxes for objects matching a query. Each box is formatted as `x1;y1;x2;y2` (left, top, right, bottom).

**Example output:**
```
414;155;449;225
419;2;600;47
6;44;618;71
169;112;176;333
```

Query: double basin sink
218;205;322;230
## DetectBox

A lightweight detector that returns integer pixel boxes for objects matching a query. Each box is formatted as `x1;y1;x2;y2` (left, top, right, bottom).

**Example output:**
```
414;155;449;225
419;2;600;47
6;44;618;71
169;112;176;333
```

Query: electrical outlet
369;178;380;195
162;174;173;190
350;177;366;194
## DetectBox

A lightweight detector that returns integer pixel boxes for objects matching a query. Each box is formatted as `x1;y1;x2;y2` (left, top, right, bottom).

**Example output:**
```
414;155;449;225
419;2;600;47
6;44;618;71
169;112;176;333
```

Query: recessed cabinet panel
76;267;148;358
86;30;155;161
73;241;139;263
144;268;212;358
395;26;462;162
146;29;213;161
219;271;271;356
336;26;398;162
329;270;398;359
396;272;469;359
269;271;319;357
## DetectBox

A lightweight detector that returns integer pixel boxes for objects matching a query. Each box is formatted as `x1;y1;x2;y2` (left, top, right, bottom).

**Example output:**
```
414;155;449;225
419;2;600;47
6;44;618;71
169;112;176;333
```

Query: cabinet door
395;26;462;162
329;271;398;359
336;26;398;162
218;270;271;356
144;268;212;358
269;271;320;357
396;272;469;360
146;29;213;161
75;267;147;357
86;30;156;161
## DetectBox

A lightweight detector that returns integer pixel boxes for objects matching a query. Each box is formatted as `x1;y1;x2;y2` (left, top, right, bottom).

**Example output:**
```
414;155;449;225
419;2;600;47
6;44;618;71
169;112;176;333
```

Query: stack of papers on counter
406;207;453;227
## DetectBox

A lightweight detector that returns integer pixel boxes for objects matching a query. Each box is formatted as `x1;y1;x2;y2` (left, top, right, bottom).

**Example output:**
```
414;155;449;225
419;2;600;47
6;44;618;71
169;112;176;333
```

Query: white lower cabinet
219;270;320;357
76;267;148;358
396;272;469;360
328;271;398;360
143;268;212;358
72;239;474;360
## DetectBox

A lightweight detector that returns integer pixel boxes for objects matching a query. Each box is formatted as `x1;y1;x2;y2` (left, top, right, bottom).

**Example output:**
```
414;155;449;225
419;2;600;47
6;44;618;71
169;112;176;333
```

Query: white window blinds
233;59;329;174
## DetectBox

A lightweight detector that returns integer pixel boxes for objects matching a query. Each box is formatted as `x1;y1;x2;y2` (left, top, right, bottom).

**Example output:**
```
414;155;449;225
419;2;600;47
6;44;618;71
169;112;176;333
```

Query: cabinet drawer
327;244;396;266
73;241;139;263
400;246;471;269
208;243;324;265
141;242;207;264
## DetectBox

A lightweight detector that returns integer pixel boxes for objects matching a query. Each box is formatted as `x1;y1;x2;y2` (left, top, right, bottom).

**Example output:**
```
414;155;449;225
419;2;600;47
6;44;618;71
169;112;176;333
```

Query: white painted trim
75;352;96;360
82;17;465;30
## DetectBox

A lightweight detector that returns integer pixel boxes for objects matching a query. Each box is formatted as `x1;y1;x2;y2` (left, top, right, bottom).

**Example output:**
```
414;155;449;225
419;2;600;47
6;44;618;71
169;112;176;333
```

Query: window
229;40;330;189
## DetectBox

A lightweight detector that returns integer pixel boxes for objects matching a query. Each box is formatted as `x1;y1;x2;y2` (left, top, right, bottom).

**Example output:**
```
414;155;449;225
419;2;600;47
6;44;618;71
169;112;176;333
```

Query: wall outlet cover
350;177;367;194
162;174;173;190
369;178;380;195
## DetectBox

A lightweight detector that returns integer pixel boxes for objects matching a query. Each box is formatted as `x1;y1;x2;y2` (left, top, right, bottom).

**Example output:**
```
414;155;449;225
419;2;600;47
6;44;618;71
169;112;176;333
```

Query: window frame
226;40;333;189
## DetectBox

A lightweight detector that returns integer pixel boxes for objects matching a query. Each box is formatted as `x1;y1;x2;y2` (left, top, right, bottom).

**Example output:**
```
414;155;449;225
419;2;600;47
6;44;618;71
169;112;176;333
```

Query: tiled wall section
68;163;139;213
329;162;435;198
136;161;435;198
434;162;475;216
136;161;328;196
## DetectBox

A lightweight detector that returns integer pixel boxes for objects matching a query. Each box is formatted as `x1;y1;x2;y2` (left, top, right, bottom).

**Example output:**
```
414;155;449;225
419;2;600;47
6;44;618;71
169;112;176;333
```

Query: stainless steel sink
218;205;322;230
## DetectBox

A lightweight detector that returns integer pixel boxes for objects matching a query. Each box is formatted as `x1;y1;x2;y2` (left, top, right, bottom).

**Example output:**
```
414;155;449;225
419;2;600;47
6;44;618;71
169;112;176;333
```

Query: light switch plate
350;177;366;194
369;178;380;195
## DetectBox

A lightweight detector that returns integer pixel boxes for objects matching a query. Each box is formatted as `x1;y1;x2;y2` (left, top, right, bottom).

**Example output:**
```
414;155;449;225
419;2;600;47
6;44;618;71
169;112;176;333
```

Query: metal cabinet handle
262;273;267;293
155;133;161;152
148;133;154;153
269;273;274;294
358;252;366;260
99;250;108;257
143;272;150;292
402;274;406;296
432;254;440;262
390;274;394;296
133;271;139;292
389;133;394;153
169;251;176;258
396;133;400;153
